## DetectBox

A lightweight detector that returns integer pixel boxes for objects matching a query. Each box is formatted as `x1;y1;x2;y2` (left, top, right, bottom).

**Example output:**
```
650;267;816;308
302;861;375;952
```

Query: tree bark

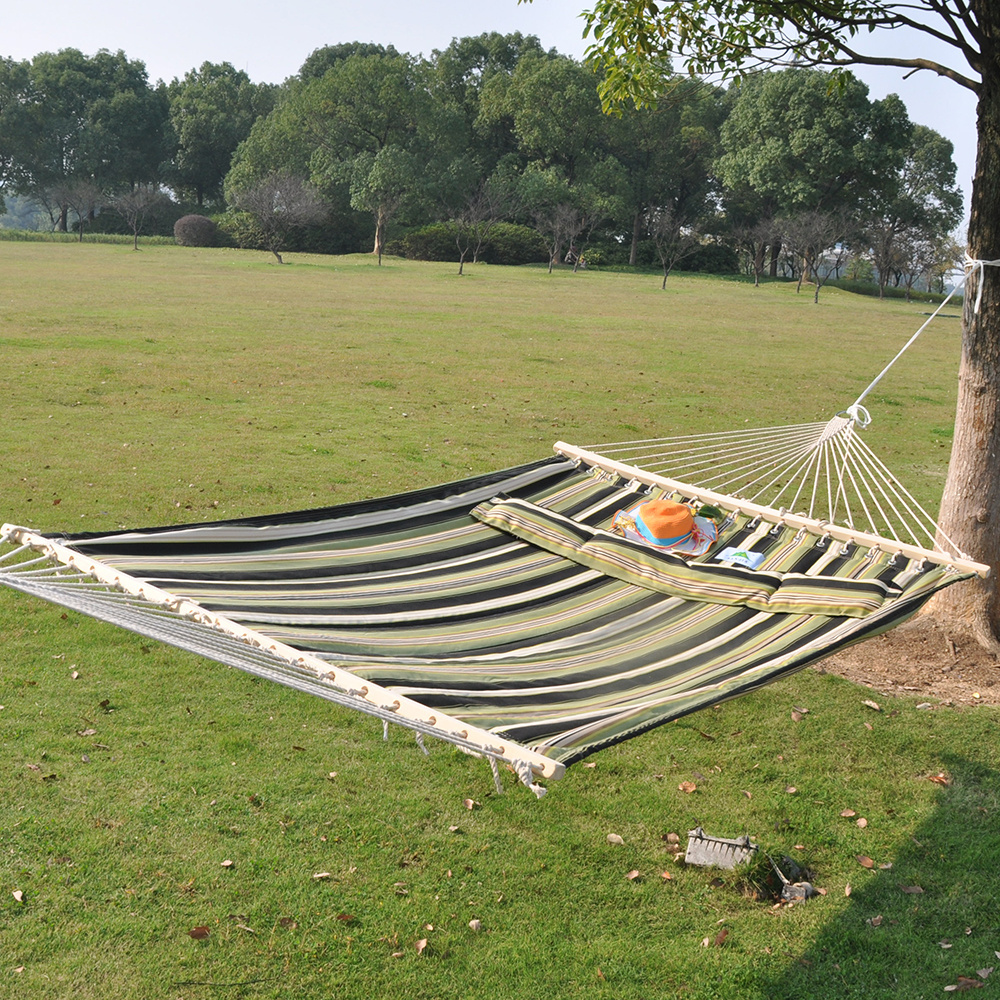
927;46;1000;647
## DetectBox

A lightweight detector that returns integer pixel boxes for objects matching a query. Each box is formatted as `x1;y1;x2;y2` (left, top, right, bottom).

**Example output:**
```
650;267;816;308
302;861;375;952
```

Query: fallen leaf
220;859;234;868
391;951;405;958
785;786;797;794
840;809;856;817
187;926;210;940
794;844;806;850
879;862;893;870
468;919;481;932
235;923;255;934
26;763;41;772
714;928;729;947
661;871;673;880
977;968;993;979
463;798;478;810
698;730;715;741
899;884;924;894
940;941;953;949
278;917;297;929
678;781;697;794
12;890;24;903
863;699;881;711
424;924;434;931
791;710;804;723
864;721;874;731
742;790;752;800
944;977;985;991
625;869;640;881
845;883;852;897
607;833;624;845
856;818;868;829
869;915;883;927
856;855;875;869
583;762;597;768
335;913;355;922
928;773;951;786
596;968;606;981
665;832;680;844
71;670;79;680
415;938;428;955
312;872;332;880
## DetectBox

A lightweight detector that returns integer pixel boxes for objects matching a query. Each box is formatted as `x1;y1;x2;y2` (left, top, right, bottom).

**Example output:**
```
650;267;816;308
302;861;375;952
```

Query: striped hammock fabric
0;450;975;787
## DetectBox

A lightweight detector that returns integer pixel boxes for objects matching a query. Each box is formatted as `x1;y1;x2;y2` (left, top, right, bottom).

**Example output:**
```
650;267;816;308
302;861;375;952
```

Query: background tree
646;203;700;288
579;0;1000;647
716;69;909;277
228;170;326;264
112;183;169;250
167;62;275;208
8;49;168;230
780;210;854;303
863;124;964;298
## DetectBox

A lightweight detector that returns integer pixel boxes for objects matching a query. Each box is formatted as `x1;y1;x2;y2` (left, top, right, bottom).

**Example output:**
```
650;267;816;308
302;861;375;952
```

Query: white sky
3;1;979;225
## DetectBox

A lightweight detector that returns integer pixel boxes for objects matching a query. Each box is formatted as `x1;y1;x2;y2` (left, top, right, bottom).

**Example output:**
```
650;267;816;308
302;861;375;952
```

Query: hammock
0;430;988;795
5;266;996;793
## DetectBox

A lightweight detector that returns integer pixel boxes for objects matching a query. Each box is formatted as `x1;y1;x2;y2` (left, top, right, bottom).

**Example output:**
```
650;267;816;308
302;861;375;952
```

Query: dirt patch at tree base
817;613;1000;707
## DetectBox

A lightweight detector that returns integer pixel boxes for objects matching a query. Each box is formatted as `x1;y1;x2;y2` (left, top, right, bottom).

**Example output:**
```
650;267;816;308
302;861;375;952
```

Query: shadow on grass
760;753;1000;999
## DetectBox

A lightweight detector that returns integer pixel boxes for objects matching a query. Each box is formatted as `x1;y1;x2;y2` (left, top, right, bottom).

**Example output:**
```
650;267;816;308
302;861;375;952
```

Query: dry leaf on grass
312;872;332;880
856;855;875;869
785;786;797;794
944;977;986;991
463;798;478;811
625;869;640;881
899;884;924;894
12;890;24;903
415;938;428;955
841;809;857;817
468;919;482;932
928;773;951;786
868;915;883;927
845;883;852;897
220;859;233;868
187;926;210;940
607;833;624;845
678;781;697;794
862;699;881;711
856;818;868;829
661;871;673;880
335;913;355;922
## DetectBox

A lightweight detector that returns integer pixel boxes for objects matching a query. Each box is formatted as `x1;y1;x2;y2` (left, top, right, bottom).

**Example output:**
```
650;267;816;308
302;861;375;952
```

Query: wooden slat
553;443;991;579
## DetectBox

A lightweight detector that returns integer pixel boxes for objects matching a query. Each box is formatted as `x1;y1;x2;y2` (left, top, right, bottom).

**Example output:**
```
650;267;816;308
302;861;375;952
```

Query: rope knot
963;255;1000;314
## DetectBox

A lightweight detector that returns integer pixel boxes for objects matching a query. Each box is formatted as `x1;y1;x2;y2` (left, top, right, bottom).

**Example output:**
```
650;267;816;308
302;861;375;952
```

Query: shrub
173;214;218;247
478;223;547;266
213;212;264;250
676;242;739;275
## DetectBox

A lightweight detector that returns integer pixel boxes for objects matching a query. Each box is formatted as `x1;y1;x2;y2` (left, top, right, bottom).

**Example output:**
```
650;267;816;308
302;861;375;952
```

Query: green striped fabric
31;456;971;765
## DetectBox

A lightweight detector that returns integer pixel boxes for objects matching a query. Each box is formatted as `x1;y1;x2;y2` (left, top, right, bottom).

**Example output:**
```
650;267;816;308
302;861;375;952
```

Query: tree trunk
927;56;1000;648
769;240;781;278
629;209;643;266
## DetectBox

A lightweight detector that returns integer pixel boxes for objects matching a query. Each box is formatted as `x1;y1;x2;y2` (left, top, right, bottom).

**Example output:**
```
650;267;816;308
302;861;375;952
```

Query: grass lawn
1;243;996;999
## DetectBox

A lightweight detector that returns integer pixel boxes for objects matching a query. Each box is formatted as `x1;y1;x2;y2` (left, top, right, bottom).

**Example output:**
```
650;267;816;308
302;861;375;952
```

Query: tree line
0;36;963;290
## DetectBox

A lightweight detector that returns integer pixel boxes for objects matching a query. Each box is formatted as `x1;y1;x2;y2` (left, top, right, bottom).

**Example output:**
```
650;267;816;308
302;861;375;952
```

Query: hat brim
616;515;718;557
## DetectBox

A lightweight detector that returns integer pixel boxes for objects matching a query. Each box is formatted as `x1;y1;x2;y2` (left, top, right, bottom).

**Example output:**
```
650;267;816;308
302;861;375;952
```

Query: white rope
488;755;503;795
966;254;1000;315
853;256;1000;410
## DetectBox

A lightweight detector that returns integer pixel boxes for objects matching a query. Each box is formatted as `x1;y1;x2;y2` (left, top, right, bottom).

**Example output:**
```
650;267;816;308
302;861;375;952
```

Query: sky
3;1;980;224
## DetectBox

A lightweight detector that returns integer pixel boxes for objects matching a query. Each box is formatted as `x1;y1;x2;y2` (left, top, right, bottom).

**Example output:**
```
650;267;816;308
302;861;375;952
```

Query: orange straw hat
611;498;718;556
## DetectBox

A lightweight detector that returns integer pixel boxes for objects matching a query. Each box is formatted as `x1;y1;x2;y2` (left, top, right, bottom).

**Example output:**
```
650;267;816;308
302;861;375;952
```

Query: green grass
1;244;996;999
